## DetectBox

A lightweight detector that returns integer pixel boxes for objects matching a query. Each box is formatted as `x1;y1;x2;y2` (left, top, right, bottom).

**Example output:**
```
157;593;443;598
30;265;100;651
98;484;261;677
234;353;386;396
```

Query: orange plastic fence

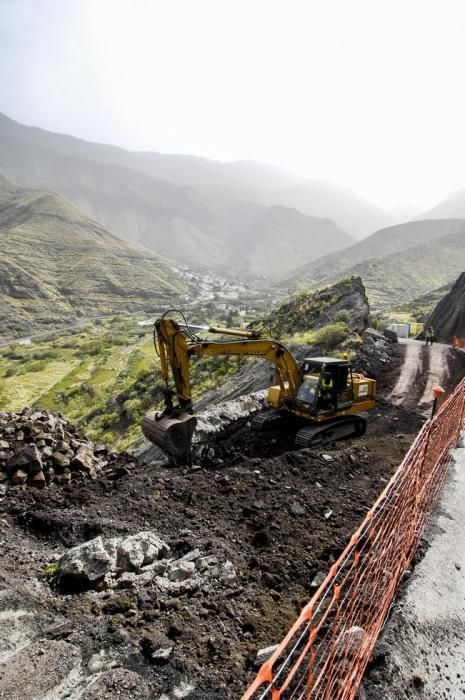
453;337;465;349
242;377;465;700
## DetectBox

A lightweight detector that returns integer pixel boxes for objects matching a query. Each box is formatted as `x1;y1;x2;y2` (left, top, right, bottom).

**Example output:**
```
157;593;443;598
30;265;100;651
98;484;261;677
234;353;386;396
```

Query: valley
0;103;465;700
1;319;464;698
2;4;465;698
0;315;249;452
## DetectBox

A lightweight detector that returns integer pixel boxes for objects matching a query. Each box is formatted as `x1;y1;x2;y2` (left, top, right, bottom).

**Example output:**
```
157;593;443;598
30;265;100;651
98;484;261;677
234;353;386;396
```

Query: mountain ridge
0;112;394;267
280;218;465;308
0;175;184;338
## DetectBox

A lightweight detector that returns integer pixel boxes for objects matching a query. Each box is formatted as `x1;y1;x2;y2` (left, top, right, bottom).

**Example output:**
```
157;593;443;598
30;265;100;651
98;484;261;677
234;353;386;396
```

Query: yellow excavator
141;313;376;463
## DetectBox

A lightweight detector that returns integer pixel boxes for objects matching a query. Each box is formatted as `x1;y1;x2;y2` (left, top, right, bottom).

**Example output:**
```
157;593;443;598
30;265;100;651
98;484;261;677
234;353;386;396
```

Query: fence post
458;384;465;440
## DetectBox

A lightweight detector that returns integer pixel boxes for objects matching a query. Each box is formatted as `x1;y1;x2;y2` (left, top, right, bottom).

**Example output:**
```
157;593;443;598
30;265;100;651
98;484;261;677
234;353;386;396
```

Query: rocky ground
1;337;464;699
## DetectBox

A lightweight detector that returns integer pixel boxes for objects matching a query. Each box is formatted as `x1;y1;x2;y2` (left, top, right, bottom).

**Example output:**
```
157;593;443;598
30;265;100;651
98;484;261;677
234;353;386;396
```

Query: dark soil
1;412;423;698
1;341;462;698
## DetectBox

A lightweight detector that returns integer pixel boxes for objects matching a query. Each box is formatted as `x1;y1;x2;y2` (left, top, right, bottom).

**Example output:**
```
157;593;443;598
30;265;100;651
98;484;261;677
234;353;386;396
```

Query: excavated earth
1;342;465;699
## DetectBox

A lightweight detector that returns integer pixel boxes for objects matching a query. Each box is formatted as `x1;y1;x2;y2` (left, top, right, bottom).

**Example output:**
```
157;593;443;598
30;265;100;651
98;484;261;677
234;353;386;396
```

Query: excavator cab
295;358;353;416
290;357;376;448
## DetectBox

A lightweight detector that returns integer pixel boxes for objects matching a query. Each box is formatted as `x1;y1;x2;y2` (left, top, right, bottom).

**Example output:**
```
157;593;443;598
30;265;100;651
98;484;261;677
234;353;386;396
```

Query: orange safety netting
453;337;465;349
242;377;465;700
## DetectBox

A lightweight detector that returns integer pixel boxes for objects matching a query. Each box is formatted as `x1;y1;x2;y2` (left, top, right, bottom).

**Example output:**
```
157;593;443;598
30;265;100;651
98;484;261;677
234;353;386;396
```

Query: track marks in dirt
419;343;450;408
389;340;453;415
388;340;424;406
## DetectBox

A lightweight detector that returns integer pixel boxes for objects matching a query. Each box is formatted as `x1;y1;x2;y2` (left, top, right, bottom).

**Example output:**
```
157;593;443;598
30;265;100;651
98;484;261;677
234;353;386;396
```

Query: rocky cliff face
428;271;465;342
254;275;370;337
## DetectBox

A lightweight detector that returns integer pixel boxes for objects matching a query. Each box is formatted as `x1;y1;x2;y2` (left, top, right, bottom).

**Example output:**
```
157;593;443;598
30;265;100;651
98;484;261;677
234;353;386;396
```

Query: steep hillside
0;113;300;196
0;112;387;265
427;272;465;342
281;219;465;309
0;176;183;337
420;188;465;221
252;276;369;339
342;231;465;307
220;203;353;278
282;219;465;291
0;124;224;269
269;179;393;239
390;282;453;320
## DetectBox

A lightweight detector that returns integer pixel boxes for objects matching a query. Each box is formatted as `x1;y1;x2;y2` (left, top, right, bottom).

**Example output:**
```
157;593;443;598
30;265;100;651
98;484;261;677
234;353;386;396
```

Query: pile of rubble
56;530;236;597
354;327;397;378
0;408;109;490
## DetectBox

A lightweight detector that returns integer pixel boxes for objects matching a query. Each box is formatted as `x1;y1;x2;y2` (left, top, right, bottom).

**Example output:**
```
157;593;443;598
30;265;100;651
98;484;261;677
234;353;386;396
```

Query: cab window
297;374;319;403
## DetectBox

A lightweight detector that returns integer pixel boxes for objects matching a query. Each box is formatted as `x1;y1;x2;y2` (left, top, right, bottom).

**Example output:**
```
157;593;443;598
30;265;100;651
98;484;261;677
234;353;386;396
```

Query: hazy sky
1;0;465;209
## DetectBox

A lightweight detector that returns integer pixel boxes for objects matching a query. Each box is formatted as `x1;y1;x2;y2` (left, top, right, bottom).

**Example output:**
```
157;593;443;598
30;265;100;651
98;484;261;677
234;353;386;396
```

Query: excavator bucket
141;411;197;464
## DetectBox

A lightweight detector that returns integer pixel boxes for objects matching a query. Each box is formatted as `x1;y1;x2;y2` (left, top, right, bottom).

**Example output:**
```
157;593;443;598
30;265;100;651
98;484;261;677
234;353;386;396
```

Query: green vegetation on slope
281;219;465;309
0;316;245;451
0;176;184;338
252;276;369;338
388;282;454;320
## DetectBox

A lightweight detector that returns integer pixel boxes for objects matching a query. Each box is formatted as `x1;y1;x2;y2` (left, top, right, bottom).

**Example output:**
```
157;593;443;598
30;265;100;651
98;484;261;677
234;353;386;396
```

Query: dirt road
388;339;424;406
389;339;452;415
418;342;450;407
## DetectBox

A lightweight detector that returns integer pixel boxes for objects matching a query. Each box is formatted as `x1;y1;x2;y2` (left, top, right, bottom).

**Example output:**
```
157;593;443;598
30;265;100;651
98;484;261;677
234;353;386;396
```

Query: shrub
80;341;107;356
79;383;96;397
25;360;48;373
4;366;18;378
312;322;350;348
99;412;119;429
335;310;350;323
31;350;59;361
285;330;315;346
44;562;59;582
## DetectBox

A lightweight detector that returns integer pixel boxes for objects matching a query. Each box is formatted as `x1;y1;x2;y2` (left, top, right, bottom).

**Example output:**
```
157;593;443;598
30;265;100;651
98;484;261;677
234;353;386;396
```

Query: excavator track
295;414;366;448
251;408;286;431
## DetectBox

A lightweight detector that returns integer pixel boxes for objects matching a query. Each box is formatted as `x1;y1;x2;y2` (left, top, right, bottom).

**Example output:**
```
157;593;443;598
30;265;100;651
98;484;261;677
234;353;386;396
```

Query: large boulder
116;532;170;572
57;531;171;591
6;444;43;474
57;536;118;591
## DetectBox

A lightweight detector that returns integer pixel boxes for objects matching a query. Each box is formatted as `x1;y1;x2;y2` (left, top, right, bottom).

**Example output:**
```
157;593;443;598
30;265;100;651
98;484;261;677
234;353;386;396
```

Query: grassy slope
0;177;183;337
281;219;465;289
0;317;245;451
389;282;454;319
282;223;465;309
344;231;465;308
0;279;367;451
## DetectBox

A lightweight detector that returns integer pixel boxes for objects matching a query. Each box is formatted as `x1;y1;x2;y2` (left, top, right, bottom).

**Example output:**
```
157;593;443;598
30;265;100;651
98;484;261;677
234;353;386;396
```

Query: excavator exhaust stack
141;411;197;465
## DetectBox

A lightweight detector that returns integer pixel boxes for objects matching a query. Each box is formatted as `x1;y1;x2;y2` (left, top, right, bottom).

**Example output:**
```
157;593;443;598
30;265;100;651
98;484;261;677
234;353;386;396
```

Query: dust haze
1;0;465;209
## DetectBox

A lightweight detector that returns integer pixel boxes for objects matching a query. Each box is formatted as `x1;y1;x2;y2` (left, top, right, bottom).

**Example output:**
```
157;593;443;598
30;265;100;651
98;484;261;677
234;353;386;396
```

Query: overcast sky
1;0;465;210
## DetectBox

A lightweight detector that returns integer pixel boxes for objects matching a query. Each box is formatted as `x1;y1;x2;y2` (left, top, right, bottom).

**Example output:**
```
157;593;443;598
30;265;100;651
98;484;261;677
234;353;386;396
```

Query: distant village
174;265;279;321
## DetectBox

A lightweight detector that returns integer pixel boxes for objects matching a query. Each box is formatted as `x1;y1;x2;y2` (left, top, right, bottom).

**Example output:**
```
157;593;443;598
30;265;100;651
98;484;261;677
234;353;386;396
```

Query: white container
387;323;410;339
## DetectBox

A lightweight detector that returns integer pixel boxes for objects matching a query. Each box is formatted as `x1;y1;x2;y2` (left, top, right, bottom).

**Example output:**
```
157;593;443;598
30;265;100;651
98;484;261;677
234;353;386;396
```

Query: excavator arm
141;317;300;462
156;318;299;407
